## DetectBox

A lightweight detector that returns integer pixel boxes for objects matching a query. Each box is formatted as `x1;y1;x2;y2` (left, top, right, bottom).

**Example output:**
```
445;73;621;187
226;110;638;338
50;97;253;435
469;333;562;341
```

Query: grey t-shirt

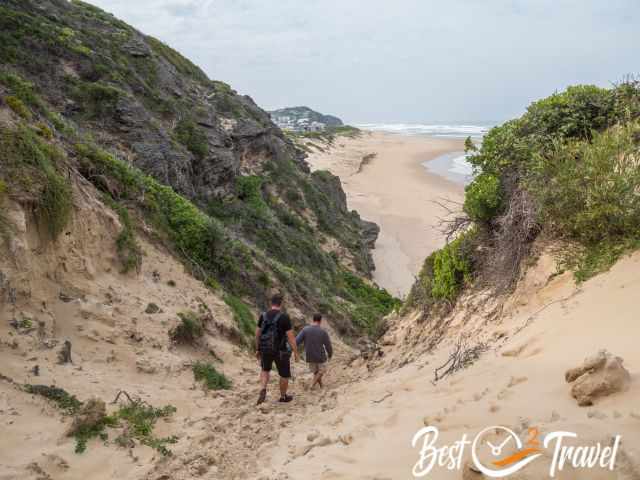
295;325;333;363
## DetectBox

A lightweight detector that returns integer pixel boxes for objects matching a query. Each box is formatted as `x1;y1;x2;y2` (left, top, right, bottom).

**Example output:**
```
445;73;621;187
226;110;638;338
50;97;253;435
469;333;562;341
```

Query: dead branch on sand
432;337;488;383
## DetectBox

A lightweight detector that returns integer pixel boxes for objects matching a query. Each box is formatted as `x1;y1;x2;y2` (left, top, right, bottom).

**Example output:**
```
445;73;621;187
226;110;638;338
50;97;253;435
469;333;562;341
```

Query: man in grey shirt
295;313;333;389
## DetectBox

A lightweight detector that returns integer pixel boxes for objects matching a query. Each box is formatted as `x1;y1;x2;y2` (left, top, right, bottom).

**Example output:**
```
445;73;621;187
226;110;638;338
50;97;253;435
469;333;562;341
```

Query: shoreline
305;131;465;297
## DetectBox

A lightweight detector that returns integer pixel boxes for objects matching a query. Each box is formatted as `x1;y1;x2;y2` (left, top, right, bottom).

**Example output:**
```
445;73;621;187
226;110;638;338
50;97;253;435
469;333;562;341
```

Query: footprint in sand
507;376;528;388
501;337;540;358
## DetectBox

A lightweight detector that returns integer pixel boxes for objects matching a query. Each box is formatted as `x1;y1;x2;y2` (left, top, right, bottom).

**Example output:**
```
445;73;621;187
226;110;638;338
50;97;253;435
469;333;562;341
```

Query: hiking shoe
256;389;267;405
279;394;293;403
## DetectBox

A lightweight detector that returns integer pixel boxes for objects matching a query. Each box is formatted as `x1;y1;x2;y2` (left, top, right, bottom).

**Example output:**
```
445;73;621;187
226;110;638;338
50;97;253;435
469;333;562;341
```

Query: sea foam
354;123;490;138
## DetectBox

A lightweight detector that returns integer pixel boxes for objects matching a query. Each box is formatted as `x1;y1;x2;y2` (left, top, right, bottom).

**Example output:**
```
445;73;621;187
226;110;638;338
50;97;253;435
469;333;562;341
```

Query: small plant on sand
192;361;231;390
114;400;177;456
24;384;83;415
169;311;204;344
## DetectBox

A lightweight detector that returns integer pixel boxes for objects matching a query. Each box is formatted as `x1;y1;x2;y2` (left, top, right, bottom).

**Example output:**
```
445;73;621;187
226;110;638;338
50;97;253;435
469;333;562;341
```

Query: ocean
354;123;493;185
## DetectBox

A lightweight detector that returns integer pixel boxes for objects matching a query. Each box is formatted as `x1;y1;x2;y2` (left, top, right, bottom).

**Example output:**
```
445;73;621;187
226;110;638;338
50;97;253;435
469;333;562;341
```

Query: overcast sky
87;0;638;124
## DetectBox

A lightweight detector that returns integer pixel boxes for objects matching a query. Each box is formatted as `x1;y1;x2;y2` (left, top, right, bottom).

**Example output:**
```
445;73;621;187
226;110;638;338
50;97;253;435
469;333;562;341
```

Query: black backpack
259;311;282;355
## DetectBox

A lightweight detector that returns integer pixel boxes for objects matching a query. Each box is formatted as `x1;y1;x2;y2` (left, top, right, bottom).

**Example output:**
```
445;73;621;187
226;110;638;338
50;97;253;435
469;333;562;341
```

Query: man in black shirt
256;294;299;405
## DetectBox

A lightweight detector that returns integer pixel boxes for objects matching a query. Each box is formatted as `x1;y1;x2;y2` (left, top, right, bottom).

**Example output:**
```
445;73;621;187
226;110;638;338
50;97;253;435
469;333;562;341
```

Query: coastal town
269;106;343;132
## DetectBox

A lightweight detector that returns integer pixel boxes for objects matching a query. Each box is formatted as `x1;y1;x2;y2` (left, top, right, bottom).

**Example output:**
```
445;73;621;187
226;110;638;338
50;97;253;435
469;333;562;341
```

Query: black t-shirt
257;309;292;352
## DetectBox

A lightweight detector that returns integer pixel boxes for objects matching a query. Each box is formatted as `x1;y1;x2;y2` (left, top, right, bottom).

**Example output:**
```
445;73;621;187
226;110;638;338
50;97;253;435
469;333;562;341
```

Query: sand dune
260;250;640;479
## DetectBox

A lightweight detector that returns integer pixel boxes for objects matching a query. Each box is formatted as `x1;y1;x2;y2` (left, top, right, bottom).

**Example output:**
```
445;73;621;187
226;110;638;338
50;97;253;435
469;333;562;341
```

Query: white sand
261;250;640;479
305;132;465;298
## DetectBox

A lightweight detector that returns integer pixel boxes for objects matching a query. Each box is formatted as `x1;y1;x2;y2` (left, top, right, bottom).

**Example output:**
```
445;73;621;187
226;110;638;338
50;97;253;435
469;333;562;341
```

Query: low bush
337;270;401;334
223;294;256;341
37;169;73;239
115;401;177;456
0;125;72;239
174;117;208;159
431;233;474;301
169;311;204;344
72;81;123;118
236;175;265;211
405;229;476;313
110;202;142;273
192;361;231;390
24;384;83;415
5;95;31;119
531;122;640;279
463;172;502;223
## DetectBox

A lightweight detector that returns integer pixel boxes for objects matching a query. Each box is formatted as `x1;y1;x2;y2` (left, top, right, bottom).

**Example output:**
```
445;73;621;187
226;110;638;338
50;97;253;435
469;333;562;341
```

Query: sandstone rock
122;38;152;57
565;350;631;406
136;359;157;374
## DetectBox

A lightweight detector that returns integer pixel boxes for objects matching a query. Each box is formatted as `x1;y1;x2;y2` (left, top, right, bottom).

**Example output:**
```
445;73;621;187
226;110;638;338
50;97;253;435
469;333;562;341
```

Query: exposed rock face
0;0;393;333
565;350;631;406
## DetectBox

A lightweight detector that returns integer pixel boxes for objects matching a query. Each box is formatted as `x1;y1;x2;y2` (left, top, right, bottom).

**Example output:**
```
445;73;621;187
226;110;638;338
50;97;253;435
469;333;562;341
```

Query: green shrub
36;122;53;139
5;95;31;119
223;294;256;341
531;123;640;279
236;175;265;211
463;172;502;222
37;169;73;239
73;81;123;118
0;72;40;107
192;361;231;390
110;202;142;273
521;85;614;139
174;117;208;159
169;311;204;344
431;234;474;301
114;402;177;456
0;125;72;239
24;384;83;415
337;270;401;334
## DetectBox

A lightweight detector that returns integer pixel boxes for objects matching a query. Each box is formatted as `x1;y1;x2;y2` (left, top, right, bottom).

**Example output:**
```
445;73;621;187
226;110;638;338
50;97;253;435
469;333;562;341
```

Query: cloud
87;0;640;123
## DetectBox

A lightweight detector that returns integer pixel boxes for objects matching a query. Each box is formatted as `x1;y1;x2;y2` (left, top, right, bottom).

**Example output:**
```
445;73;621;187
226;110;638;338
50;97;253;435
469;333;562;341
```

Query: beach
306;132;465;298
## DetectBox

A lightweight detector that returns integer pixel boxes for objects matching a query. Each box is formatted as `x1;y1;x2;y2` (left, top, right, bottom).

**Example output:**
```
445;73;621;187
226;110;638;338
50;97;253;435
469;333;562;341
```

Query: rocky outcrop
0;0;395;332
565;350;631;406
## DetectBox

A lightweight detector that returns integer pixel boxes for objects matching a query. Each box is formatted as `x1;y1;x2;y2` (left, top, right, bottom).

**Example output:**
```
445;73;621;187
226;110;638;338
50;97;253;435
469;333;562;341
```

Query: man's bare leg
260;370;270;389
257;370;269;405
279;377;289;397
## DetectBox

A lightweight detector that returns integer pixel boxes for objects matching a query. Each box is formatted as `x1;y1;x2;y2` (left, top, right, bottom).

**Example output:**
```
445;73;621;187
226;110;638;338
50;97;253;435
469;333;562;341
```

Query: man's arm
295;328;305;346
286;330;300;361
324;331;333;360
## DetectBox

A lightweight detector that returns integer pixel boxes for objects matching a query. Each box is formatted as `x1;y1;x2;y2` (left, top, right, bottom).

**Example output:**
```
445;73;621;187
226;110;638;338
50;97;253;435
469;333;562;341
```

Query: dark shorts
260;351;291;378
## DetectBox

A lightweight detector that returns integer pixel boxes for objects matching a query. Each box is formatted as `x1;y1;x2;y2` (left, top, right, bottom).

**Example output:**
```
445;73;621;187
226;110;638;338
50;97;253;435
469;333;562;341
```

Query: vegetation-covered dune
406;81;640;319
0;0;398;337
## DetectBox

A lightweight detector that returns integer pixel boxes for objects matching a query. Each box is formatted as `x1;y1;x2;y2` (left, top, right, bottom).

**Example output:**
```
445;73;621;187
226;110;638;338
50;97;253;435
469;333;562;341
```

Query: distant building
270;114;326;133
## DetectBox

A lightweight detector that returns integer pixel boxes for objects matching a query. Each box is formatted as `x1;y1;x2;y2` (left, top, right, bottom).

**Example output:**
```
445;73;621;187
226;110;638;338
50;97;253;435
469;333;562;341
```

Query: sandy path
260;251;640;479
306;132;464;298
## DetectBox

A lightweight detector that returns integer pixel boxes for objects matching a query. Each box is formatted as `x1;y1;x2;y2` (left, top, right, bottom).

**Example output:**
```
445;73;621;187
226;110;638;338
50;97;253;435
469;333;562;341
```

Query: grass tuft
192;361;231;390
